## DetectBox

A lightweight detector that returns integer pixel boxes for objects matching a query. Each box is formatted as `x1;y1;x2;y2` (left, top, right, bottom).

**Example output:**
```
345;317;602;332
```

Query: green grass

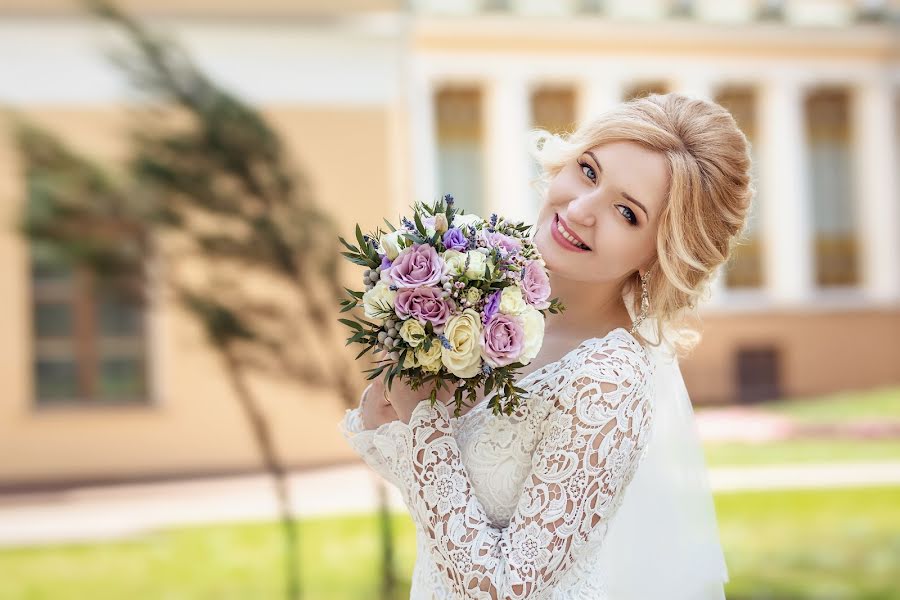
716;485;900;600
704;438;900;467
724;385;900;425
1;486;898;600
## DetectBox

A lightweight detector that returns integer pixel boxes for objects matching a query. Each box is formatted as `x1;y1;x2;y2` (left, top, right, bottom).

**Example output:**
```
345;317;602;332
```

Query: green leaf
338;318;363;331
338;236;359;253
383;217;397;232
355;345;374;359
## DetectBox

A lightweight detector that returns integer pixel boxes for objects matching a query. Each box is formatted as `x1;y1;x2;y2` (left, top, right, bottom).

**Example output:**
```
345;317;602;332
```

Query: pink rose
387;244;445;288
394;287;454;331
479;229;522;255
521;260;551;309
480;313;525;368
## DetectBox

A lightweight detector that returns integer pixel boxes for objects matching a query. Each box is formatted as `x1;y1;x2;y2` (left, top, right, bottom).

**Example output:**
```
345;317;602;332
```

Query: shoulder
563;329;654;411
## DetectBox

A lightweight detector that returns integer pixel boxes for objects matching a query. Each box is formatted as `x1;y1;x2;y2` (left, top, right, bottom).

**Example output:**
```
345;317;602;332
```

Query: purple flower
442;228;469;251
480;313;525;368
394;287;454;331
521;260;551;309
387;244;445;288
482;290;501;325
379;255;392;271
479;229;522;255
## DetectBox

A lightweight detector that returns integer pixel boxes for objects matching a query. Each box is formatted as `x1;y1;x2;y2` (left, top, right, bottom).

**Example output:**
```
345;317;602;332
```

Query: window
436;86;485;218
31;240;150;407
805;87;859;287
735;345;782;404
716;85;764;289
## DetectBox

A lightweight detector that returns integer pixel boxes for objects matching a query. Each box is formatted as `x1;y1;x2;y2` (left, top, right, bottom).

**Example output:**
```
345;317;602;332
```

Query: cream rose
518;306;545;365
377;230;406;261
416;339;443;373
452;213;483;229
441;308;483;378
443;250;467;277
399;318;426;348
434;213;449;234
499;285;528;316
402;349;418;369
464;250;489;280
362;281;397;321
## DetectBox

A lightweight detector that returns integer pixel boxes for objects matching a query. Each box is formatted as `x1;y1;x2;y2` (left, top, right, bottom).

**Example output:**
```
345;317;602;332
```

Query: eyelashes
576;160;639;227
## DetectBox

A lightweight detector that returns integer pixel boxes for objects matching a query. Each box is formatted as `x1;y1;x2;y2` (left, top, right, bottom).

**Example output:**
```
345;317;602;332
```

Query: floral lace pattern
338;329;655;599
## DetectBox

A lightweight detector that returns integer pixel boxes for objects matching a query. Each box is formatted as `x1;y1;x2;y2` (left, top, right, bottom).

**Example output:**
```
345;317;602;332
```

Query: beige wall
0;104;396;490
682;310;900;405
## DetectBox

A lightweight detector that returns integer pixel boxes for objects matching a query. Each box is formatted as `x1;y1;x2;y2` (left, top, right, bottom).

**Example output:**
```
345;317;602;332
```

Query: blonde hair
529;92;755;357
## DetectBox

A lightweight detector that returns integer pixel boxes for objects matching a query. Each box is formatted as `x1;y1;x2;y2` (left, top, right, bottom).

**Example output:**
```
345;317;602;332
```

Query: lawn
703;438;900;467
762;385;900;424
1;486;898;600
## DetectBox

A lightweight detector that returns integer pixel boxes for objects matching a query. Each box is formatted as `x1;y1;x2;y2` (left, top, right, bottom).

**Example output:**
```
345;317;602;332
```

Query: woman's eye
619;205;638;226
578;161;596;182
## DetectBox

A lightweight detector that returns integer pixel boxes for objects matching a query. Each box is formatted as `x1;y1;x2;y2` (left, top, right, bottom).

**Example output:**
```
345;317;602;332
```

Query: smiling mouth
554;214;591;251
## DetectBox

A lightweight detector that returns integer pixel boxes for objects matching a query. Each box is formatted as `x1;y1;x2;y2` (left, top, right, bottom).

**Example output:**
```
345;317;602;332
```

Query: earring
630;268;652;335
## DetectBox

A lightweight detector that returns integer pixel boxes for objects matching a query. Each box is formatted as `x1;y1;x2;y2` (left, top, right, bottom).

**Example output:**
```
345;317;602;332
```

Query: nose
565;190;600;228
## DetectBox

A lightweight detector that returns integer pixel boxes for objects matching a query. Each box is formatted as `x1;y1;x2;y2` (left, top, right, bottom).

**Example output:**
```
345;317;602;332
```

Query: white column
407;70;439;209
673;76;716;102
578;78;624;124
853;78;900;302
484;75;534;224
758;78;814;304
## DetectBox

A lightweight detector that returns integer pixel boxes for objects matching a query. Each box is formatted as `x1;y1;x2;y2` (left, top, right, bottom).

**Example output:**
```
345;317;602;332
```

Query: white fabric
338;291;728;598
600;289;730;599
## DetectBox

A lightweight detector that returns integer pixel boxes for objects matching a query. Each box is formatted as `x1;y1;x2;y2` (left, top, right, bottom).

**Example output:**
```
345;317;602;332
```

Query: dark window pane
30;241;74;285
96;297;144;336
98;356;146;400
35;358;79;401
34;302;73;337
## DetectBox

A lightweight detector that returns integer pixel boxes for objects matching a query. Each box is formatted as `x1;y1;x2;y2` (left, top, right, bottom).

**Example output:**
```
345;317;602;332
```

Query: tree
9;1;400;598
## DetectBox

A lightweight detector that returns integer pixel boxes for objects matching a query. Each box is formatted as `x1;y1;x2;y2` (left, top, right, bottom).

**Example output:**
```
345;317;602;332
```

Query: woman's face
534;140;668;282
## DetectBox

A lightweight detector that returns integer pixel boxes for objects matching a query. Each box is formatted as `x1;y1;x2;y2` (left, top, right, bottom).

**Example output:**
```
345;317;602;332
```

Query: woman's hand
360;381;400;431
382;375;454;424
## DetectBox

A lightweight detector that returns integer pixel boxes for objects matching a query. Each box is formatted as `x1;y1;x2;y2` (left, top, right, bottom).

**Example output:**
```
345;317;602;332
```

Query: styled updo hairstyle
529;92;755;357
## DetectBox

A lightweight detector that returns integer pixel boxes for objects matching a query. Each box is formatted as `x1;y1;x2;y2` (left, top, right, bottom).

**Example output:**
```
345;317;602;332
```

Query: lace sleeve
374;336;655;599
336;384;401;488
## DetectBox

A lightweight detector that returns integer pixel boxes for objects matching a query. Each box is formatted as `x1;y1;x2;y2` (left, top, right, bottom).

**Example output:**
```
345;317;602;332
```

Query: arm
337;383;402;488
373;337;655;599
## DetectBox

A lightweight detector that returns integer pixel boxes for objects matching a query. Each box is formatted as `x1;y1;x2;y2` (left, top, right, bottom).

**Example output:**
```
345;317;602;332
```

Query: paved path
1;460;899;548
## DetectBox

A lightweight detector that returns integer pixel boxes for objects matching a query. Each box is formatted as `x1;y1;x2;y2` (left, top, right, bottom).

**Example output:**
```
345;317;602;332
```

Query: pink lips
551;214;591;253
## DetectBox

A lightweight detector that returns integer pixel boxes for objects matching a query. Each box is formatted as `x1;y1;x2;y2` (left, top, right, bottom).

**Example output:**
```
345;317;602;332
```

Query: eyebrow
586;151;650;220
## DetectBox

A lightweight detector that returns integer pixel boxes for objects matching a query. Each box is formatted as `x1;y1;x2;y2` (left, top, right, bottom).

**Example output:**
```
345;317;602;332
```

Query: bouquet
337;194;565;416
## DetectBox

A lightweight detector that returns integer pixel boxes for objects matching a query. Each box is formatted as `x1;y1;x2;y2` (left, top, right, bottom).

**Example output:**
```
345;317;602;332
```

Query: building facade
0;0;898;489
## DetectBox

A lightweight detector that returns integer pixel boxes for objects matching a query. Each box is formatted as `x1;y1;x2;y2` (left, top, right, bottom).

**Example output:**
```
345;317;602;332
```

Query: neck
546;270;633;338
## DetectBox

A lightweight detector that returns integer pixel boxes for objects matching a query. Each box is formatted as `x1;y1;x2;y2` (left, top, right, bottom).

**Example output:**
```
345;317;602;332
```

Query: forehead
585;141;669;217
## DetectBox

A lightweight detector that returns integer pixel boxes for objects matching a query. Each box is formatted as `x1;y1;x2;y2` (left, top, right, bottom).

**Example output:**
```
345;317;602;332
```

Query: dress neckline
447;326;646;422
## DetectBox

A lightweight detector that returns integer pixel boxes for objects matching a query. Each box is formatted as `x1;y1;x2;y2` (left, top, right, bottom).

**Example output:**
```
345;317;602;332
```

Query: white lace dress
338;327;656;600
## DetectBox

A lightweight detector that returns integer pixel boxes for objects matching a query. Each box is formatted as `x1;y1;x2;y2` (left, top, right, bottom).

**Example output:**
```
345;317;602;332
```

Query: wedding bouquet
337;194;565;416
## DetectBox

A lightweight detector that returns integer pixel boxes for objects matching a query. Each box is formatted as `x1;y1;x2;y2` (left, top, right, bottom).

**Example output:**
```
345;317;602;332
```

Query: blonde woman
339;92;753;599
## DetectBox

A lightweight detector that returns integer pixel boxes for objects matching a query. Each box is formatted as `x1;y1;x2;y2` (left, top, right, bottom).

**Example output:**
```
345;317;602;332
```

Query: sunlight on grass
2;487;898;599
704;438;900;467
751;385;900;424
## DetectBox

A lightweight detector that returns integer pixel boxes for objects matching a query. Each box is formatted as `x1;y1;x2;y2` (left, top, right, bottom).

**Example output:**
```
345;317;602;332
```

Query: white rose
399;319;426;348
441;309;483;378
416;339;443;373
442;250;467;277
377;230;406;261
452;213;483;230
499;285;528;316
362;281;396;321
465;251;488;280
518;306;545;365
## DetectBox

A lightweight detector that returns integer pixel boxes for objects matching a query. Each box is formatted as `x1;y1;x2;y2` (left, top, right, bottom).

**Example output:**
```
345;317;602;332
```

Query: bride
339;92;752;599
